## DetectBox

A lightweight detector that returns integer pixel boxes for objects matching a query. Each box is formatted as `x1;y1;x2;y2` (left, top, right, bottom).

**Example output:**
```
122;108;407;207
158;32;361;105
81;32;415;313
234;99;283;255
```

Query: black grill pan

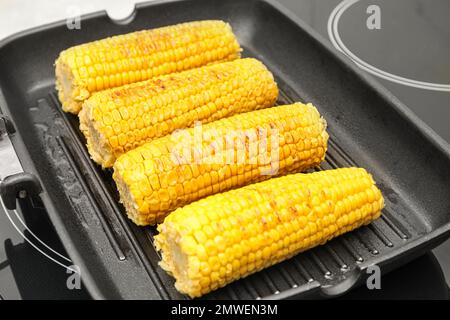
0;0;449;299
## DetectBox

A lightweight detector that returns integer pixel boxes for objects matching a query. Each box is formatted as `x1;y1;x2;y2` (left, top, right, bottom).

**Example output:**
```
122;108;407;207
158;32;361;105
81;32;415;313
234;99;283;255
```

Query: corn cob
113;102;328;226
80;58;278;168
155;167;384;297
55;20;242;114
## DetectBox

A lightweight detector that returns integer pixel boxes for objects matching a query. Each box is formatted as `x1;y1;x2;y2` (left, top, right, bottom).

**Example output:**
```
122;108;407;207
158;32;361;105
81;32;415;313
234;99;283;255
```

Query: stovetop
0;0;449;299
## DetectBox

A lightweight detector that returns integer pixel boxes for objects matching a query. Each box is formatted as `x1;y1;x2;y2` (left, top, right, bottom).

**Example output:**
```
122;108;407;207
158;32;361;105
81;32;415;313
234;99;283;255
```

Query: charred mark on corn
55;20;242;114
113;102;328;226
155;167;384;297
80;58;279;168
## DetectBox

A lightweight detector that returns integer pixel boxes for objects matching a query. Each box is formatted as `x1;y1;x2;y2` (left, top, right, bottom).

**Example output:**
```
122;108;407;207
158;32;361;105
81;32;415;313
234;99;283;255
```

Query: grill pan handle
0;116;43;209
0;173;43;210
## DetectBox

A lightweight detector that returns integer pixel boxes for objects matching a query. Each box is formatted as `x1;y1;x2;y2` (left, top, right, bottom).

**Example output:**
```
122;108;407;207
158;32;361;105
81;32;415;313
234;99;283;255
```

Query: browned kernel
113;102;329;226
80;58;278;168
57;20;242;114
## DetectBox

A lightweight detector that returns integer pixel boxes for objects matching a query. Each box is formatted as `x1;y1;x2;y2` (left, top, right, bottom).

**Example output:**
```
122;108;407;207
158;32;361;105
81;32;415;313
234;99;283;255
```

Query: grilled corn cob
80;58;278;168
155;167;384;297
55;20;242;114
113;102;328;226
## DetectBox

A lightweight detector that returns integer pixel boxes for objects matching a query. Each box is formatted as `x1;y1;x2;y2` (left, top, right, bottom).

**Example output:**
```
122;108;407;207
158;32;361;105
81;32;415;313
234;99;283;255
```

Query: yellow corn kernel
113;102;328;226
155;167;384;297
55;20;242;114
80;58;278;168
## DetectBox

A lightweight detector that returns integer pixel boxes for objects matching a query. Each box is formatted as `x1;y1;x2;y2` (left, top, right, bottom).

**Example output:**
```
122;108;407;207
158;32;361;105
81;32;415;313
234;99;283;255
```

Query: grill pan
1;0;450;299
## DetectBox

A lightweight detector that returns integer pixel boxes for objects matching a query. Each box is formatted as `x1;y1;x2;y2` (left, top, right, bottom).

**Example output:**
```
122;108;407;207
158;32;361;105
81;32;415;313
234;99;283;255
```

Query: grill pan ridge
0;0;449;299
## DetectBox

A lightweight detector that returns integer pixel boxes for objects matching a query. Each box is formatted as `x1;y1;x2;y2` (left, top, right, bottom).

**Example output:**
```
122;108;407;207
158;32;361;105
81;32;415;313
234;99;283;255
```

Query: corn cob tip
79;101;117;168
56;57;89;114
113;169;151;226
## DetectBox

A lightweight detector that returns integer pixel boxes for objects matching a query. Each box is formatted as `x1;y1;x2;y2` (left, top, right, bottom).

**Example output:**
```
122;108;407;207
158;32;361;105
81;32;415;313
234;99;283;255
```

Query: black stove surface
1;0;449;299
